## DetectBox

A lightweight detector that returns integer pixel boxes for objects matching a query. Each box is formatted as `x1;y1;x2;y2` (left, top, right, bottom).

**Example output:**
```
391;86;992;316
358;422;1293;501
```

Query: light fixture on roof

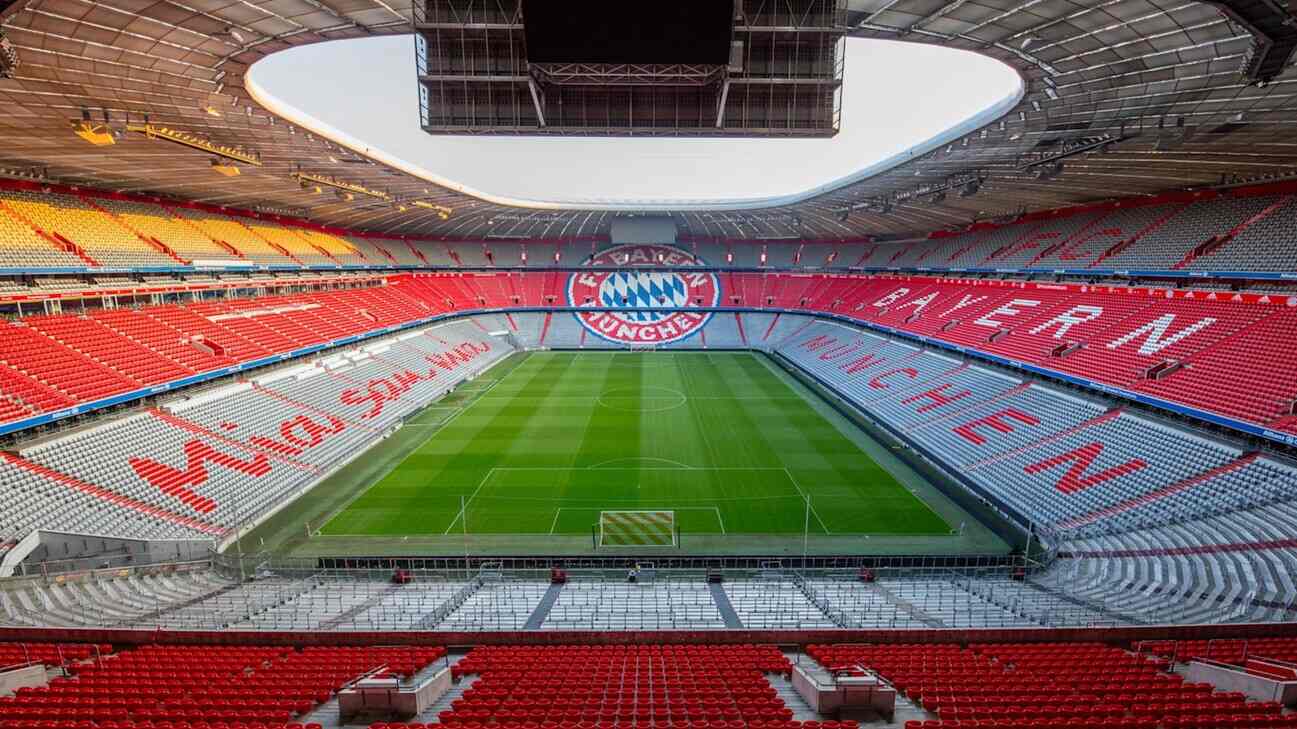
203;105;222;117
1032;161;1064;180
0;165;47;182
411;200;453;220
1020;132;1122;173
293;170;389;201
71;108;116;146
210;157;240;177
126;122;262;167
1041;77;1059;101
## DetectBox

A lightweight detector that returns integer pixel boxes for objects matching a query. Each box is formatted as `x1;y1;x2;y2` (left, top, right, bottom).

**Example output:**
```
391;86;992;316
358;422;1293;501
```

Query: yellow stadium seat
2;191;175;267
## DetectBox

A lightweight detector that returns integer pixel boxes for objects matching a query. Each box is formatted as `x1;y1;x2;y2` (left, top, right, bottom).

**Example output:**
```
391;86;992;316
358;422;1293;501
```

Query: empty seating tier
3;182;1297;274
93;198;236;264
0;643;444;729
0;191;175;268
0;320;506;547
808;643;1294;729
7;271;1286;435
440;645;802;728
0;199;85;269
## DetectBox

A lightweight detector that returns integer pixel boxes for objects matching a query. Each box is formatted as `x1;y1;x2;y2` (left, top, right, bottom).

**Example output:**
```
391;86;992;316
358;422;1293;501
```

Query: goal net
599;510;677;547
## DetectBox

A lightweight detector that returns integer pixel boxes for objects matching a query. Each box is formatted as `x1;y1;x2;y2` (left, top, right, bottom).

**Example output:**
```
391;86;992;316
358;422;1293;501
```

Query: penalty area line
783;467;831;535
443;467;494;535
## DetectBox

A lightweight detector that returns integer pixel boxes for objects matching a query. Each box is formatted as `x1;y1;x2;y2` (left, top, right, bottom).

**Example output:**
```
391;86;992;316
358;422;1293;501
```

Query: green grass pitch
320;351;951;539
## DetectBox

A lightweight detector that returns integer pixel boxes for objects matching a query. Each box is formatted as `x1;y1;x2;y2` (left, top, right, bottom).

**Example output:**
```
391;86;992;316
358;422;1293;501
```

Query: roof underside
415;0;846;138
0;0;1295;241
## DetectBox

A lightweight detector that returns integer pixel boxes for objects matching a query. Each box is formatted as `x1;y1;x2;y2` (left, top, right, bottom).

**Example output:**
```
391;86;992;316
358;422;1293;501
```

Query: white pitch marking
443;466;494;535
587;456;697;469
783;467;832;535
711;505;726;535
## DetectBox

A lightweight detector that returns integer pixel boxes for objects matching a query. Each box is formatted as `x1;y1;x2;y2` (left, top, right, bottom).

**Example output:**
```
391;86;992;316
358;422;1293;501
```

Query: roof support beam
527;78;546;127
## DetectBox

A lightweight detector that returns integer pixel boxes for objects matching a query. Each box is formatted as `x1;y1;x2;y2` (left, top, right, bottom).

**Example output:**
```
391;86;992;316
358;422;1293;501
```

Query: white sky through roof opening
247;35;1022;211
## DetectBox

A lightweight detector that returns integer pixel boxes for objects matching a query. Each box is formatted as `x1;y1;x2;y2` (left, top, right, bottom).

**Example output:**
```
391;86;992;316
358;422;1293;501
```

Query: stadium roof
1;0;1295;241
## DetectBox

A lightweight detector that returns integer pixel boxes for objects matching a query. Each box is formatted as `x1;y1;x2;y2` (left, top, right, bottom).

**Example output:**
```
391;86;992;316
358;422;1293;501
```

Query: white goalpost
598;510;677;547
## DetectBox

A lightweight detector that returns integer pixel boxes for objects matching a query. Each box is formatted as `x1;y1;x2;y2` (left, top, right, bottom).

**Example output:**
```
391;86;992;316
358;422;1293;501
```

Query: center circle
596;385;688;413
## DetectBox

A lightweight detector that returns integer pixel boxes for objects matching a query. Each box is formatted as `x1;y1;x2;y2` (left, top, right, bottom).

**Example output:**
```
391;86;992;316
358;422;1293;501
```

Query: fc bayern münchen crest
567;244;721;345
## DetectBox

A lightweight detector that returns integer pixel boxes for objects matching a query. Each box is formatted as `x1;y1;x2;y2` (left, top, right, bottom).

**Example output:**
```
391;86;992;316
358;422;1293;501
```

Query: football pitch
320;351;953;542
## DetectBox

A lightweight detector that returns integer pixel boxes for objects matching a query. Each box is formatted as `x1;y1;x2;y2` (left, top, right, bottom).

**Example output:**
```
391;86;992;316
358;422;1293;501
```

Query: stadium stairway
708;582;743;629
297;650;462;728
783;649;932;726
522;582;563;629
772;653;826;723
412;650;477;723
